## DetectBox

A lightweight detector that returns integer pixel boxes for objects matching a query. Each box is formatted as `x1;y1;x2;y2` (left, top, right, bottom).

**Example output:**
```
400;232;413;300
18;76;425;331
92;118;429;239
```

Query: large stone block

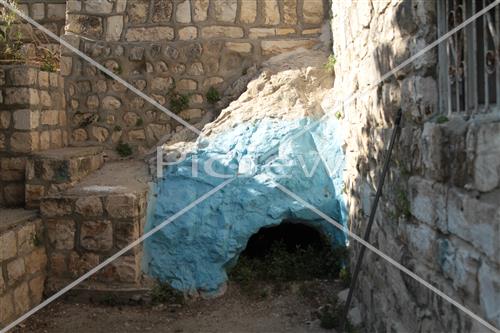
8;67;37;86
28;275;45;305
105;16;123;41
176;0;191;23
240;0;257;23
201;26;244;38
13;109;39;130
125;27;174;42
213;0;237;22
5;88;39;105
16;222;36;254
13;282;30;314
193;0;209;22
100;256;140;283
45;219;76;250
408;177;447;232
438;237;480;298
151;77;173;92
47;3;66;19
65;15;103;38
178;26;197;40
10;132;39;153
303;0;324;24
0;293;14;324
40;110;59;126
127;0;149;24
478;261;500;327
68;252;99;277
105;194;141;218
24;247;47;275
283;0;297;24
80;220;113;252
263;0;280;25
225;42;252;53
473;122;500;192
75;196;103;216
41;199;73;217
152;0;173;22
447;188;499;258
0;230;17;261
7;257;25;285
0;111;11;129
261;39;317;55
85;0;113;14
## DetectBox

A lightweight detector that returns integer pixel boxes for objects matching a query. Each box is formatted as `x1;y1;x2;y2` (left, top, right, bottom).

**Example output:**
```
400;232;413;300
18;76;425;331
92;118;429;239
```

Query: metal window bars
438;0;500;115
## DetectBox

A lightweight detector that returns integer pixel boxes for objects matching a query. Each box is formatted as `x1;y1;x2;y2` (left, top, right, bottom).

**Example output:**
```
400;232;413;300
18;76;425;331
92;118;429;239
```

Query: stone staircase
1;145;152;319
40;160;150;294
1;64;155;327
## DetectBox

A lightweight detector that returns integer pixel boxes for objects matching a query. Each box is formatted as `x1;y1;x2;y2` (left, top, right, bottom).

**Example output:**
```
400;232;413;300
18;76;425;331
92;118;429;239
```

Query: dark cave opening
240;220;329;259
230;220;348;283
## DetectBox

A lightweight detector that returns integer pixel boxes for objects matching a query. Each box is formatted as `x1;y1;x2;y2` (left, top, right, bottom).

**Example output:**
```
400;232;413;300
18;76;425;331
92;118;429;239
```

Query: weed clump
169;92;189;113
324;54;336;73
230;239;348;291
206;87;221;104
151;282;184;305
116;141;132;157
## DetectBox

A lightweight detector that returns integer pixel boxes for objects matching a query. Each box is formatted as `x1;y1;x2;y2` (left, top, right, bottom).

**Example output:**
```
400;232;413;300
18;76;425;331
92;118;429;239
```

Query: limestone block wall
41;191;147;293
17;0;67;42
61;0;326;153
0;215;47;326
0;66;68;207
330;1;500;332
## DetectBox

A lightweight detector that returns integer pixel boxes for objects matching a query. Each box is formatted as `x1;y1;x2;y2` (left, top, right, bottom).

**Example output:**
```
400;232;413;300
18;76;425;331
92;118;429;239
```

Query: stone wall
61;0;326;154
17;0;66;35
0;213;47;326
0;66;68;207
41;189;148;293
330;1;500;332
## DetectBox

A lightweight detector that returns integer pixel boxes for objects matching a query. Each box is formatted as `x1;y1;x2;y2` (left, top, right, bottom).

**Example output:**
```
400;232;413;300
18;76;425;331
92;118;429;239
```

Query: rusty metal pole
341;109;403;331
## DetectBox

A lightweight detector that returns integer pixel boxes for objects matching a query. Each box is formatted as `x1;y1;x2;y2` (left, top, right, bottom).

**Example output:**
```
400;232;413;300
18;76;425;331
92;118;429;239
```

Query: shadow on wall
343;1;499;332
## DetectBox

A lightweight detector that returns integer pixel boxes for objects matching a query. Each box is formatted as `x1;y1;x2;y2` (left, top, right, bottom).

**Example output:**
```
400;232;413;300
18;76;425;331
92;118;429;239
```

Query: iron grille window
438;0;500;115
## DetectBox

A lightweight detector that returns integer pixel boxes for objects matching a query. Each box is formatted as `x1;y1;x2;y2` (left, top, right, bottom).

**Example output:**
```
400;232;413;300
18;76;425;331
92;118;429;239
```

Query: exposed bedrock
144;49;347;295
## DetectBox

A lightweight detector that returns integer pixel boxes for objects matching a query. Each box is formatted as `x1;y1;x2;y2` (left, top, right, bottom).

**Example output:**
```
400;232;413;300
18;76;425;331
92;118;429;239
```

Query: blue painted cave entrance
142;117;348;295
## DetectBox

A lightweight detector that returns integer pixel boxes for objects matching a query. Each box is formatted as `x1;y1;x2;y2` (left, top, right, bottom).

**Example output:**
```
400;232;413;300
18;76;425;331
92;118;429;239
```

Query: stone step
0;208;47;327
40;161;151;294
25;146;105;209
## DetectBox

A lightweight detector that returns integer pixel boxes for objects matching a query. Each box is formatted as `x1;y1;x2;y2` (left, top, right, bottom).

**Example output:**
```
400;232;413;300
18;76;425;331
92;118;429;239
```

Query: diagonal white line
274;182;500;333
0;177;236;333
0;0;202;136
259;0;500;162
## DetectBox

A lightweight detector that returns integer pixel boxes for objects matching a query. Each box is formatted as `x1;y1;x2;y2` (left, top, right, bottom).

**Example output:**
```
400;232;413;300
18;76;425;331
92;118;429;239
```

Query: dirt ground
13;281;344;333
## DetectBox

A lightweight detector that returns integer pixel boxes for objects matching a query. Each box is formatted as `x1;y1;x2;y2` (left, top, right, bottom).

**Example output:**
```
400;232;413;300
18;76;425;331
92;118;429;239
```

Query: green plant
436;115;449;124
339;267;351;288
229;241;349;292
151;282;184;305
395;189;411;218
31;233;42;247
116;141;132;157
206;86;221;104
335;111;344;120
324;54;337;73
169;92;189;113
135;117;143;126
40;49;58;72
99;294;118;306
0;0;23;61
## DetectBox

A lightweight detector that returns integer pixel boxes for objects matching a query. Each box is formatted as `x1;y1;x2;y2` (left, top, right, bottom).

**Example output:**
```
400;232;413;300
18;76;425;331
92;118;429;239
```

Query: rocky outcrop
144;48;347;295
